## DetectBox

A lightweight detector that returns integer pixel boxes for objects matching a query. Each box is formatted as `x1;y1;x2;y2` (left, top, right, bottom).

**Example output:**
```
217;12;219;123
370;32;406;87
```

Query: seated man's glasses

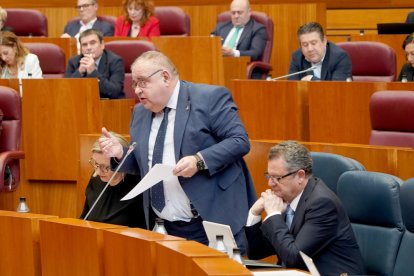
131;69;163;90
88;158;111;174
264;169;301;183
75;3;94;10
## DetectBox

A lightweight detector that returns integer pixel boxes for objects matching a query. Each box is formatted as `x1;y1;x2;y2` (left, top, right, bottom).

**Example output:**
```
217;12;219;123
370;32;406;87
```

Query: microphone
269;66;317;81
83;142;137;220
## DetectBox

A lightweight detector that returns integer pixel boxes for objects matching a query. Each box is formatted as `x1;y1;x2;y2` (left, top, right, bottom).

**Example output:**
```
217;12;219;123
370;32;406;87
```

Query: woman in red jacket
115;0;160;38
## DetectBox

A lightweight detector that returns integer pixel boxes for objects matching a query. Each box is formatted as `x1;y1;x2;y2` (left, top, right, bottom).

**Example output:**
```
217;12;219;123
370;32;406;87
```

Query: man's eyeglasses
88;158;111;173
132;69;163;90
264;170;301;183
75;3;94;10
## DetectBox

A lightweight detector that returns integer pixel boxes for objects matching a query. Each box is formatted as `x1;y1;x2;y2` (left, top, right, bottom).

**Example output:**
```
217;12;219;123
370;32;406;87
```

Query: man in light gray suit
99;51;256;252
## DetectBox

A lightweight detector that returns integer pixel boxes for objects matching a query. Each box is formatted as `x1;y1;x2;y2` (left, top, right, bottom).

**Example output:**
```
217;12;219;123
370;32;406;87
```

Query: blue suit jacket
120;81;257;235
211;18;267;61
288;41;352;81
63;19;114;36
245;177;365;276
64;49;125;99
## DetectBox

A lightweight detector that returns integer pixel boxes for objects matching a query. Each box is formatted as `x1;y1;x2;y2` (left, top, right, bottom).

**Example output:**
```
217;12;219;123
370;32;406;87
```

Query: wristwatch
194;154;206;171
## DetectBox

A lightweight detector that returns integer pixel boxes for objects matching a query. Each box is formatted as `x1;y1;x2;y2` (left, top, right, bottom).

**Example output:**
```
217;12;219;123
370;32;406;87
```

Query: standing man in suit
288;22;352;81
64;29;125;99
245;141;365;276
211;0;266;78
62;0;114;38
99;51;256;251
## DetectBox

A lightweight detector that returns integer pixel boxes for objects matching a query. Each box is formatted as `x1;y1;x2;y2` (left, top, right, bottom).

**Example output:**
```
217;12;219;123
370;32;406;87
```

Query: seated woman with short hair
80;132;146;228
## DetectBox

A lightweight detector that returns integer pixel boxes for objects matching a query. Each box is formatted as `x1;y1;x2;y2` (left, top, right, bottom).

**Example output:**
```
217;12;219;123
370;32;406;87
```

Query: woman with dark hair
114;0;160;38
399;33;414;81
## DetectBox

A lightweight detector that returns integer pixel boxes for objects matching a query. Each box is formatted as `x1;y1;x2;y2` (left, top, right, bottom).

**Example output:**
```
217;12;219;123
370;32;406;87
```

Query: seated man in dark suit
64;29;125;99
288;22;352;81
245;141;365;276
61;0;114;39
211;0;266;78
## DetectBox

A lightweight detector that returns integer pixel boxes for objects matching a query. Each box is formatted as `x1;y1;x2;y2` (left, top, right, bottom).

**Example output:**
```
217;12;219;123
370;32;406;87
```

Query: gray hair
268;140;313;176
131;50;178;76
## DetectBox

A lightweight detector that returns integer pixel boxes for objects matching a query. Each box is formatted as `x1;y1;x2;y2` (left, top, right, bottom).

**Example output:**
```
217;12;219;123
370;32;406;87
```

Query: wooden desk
155;240;228;276
20;37;77;65
102;228;184;276
0;210;57;276
230;80;310;141
192;257;252;275
39;218;125;276
349;34;407;78
223;56;250;89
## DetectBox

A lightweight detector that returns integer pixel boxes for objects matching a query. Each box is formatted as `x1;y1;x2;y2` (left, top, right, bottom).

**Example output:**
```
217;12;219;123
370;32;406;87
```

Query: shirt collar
289;190;303;212
165;80;180;110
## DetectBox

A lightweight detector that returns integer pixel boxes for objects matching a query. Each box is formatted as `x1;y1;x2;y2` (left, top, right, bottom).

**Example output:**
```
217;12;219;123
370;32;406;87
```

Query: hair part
297;22;325;41
122;0;154;26
268;140;313;176
131;50;178;76
78;28;103;43
0;31;29;70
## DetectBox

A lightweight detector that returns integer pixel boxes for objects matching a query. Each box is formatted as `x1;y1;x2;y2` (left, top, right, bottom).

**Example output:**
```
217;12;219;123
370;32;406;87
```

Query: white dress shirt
148;81;193;222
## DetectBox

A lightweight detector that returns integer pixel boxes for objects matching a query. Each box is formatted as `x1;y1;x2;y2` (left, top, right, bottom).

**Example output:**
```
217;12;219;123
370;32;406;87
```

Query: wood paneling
231;80;310;141
39;218;125;276
0;211;57;276
102;228;184;276
308;81;414;144
22;79;102;181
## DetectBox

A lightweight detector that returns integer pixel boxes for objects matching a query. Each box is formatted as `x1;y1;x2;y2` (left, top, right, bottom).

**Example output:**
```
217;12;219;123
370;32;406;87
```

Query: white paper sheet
252;270;310;276
121;164;174;201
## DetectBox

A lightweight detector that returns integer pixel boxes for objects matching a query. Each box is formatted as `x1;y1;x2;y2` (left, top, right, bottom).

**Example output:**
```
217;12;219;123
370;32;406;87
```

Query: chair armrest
247;61;273;79
0;151;25;191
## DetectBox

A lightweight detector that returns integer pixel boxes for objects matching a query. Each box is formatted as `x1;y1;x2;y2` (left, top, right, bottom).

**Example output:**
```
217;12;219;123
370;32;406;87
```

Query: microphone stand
269;66;317;81
83;142;137;220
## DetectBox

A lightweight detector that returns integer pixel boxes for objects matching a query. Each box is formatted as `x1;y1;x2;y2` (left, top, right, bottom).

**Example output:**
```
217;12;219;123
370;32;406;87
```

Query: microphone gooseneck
269;66;317;81
83;142;137;220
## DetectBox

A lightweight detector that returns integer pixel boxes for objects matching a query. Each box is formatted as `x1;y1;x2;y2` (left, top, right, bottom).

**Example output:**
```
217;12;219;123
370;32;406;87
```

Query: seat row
311;151;413;276
4;7;190;37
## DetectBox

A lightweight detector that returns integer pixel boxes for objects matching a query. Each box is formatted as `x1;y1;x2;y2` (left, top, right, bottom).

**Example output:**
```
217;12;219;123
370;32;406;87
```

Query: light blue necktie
285;205;295;230
150;107;171;212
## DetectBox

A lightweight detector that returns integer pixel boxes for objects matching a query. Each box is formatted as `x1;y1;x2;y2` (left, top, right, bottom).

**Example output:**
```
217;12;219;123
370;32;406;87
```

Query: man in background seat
64;29;125;99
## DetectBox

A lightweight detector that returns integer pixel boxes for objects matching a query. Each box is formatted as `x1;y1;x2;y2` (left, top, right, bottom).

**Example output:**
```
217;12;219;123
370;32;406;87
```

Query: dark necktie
151;107;171;212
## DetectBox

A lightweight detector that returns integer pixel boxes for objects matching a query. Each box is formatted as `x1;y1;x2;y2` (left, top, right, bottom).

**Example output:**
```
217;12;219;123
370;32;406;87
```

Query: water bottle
232;248;243;264
213;235;227;254
16;197;30;213
152;218;168;234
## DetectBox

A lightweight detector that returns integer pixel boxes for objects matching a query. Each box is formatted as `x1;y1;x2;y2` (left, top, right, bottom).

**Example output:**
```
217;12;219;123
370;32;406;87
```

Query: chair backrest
24;43;66;78
105;40;157;101
5;8;48;36
154;6;190;36
0;86;23;191
311;152;365;194
217;11;273;64
393;178;414;276
337;41;396;82
337;171;404;275
369;91;414;148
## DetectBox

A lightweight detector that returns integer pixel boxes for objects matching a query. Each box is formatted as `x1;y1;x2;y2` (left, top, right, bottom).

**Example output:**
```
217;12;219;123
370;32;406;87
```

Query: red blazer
114;15;160;38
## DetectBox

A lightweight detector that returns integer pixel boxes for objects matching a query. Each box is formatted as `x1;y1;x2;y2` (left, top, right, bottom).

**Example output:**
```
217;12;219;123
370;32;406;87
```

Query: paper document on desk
121;164;174;201
252;271;310;276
